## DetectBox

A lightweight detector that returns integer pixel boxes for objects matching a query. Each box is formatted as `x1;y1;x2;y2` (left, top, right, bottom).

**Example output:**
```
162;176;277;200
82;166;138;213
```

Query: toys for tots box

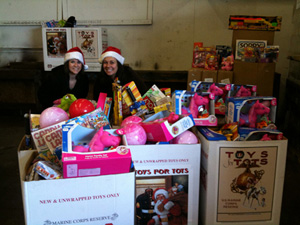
199;133;288;225
18;149;135;225
130;141;201;225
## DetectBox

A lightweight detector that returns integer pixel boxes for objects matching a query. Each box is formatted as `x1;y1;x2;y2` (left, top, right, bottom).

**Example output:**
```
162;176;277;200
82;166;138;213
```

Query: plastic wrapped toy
239;100;270;128
73;127;121;152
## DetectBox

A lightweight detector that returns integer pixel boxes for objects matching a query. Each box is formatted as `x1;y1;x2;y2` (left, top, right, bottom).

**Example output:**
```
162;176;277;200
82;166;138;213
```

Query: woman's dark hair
64;60;85;75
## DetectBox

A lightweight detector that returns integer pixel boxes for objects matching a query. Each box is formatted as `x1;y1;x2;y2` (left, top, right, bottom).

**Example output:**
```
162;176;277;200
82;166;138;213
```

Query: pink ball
40;107;69;129
171;130;198;144
121;115;143;127
116;123;147;145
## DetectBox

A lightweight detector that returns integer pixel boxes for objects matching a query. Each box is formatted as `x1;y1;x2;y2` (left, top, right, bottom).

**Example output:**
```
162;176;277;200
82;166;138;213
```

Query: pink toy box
191;81;233;115
62;123;132;178
225;96;277;129
172;90;217;126
141;110;195;142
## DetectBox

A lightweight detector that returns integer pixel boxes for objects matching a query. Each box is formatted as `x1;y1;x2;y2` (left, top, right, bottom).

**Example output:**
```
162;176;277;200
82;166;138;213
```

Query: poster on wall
217;146;277;222
130;144;201;225
42;27;72;71
72;27;108;72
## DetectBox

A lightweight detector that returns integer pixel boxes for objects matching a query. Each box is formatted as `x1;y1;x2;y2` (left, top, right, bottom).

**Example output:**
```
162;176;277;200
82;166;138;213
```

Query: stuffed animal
54;94;77;112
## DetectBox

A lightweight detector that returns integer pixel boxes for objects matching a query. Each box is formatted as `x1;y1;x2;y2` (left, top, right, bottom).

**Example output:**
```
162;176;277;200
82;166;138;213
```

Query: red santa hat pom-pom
64;47;88;70
98;46;125;65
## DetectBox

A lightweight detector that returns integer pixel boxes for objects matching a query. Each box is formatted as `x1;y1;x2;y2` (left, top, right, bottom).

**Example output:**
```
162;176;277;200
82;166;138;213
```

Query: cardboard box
130;141;201;225
217;70;233;83
233;61;275;96
62;124;132;178
18;149;135;225
187;68;203;91
202;70;217;82
199;133;288;225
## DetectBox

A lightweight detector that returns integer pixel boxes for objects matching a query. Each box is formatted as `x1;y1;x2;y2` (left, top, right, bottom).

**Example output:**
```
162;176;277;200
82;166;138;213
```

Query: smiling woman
38;47;90;110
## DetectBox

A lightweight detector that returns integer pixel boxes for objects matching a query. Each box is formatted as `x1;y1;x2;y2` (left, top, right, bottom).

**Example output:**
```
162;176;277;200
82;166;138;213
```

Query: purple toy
239;100;270;128
73;127;121;152
116;123;147;145
170;130;198;144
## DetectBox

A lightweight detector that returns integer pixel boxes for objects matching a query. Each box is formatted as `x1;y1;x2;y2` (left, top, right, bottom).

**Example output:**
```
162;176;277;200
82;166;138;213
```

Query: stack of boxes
188;20;278;96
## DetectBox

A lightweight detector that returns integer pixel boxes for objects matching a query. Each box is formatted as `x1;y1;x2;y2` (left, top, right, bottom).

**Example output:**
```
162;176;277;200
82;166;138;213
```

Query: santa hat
64;47;88;70
98;46;125;65
153;188;169;200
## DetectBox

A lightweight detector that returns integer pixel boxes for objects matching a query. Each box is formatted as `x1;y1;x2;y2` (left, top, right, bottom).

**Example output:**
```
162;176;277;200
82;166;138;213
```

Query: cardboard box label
217;146;277;222
131;144;201;225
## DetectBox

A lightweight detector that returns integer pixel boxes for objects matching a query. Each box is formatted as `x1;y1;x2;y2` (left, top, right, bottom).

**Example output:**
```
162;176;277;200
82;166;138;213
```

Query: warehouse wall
0;0;295;113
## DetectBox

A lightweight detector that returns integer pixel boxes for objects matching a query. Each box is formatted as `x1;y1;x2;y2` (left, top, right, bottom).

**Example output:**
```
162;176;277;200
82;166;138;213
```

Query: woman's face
68;59;82;75
103;57;118;78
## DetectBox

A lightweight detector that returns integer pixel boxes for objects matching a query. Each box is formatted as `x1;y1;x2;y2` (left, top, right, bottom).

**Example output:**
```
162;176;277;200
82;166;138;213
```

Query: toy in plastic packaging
34;160;62;180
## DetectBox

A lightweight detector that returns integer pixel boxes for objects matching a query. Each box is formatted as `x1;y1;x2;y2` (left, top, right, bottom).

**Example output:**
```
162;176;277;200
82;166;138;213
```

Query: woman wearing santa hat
93;46;148;100
38;47;89;110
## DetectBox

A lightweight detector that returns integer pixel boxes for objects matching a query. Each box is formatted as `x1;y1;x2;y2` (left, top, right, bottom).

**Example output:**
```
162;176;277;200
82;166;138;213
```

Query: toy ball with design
69;99;95;118
39;107;69;129
121;115;143;127
116;123;147;145
171;130;198;144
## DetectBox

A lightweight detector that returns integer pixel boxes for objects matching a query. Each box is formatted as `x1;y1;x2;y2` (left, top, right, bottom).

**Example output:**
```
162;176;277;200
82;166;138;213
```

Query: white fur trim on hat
99;51;125;65
154;189;169;199
64;51;88;70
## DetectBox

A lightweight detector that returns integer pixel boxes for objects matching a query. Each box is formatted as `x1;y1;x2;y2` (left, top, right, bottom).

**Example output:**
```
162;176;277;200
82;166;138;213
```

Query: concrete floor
1;113;299;225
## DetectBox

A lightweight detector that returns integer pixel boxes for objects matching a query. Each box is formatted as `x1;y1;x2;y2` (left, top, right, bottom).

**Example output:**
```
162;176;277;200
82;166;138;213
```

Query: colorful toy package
62;123;132;178
122;81;148;117
238;127;283;141
191;81;233;115
112;82;123;126
172;90;217;126
226;96;277;130
235;39;267;60
260;45;279;63
229;15;282;31
230;84;257;97
142;84;170;113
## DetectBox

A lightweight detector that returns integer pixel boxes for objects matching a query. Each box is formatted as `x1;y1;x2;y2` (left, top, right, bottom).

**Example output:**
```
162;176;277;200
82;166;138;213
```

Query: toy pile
24;82;199;181
186;81;284;142
24;75;284;181
192;42;234;71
